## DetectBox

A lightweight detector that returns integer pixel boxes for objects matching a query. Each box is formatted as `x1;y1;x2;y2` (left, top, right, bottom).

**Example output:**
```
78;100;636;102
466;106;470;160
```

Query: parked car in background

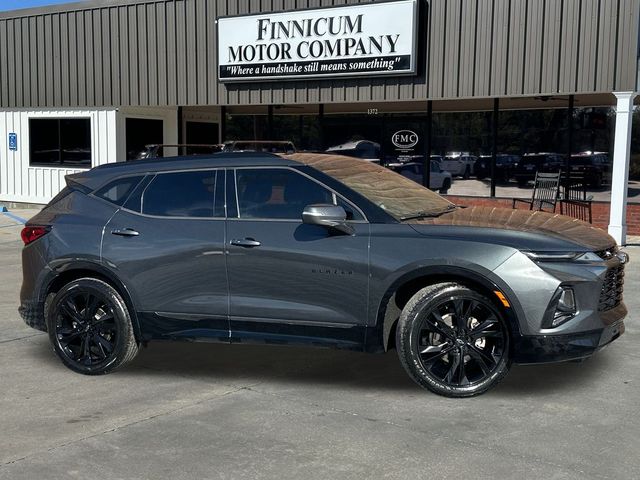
570;152;611;188
388;161;453;193
438;153;477;179
514;153;565;186
326;140;381;163
474;154;520;181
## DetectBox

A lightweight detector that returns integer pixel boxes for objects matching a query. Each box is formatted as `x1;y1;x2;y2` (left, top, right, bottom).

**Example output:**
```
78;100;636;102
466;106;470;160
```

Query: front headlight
523;251;602;262
523;251;581;261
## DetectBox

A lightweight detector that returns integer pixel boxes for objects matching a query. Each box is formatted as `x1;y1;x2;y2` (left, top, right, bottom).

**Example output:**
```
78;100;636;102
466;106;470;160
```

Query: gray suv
19;152;627;397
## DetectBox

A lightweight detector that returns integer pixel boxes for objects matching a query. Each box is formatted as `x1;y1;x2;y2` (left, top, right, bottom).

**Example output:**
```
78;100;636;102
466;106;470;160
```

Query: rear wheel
46;278;139;375
396;283;511;397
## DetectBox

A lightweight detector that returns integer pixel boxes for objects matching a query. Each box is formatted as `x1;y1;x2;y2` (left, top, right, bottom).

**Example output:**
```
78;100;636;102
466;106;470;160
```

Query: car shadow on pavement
116;340;620;396
27;336;618;396
129;341;419;392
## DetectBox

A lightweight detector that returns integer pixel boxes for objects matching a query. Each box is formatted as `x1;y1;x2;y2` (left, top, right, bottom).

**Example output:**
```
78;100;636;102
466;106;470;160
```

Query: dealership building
1;0;639;242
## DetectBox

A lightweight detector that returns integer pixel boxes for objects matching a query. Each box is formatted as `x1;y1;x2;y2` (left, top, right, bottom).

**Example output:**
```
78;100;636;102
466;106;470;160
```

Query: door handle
230;238;261;248
111;228;140;237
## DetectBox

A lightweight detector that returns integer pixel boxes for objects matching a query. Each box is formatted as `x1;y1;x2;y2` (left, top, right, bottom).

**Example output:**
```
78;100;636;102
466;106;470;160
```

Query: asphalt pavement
1;207;639;479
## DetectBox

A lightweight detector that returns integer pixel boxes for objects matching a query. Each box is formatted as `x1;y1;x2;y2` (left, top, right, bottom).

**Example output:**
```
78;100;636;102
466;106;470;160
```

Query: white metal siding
0;108;117;204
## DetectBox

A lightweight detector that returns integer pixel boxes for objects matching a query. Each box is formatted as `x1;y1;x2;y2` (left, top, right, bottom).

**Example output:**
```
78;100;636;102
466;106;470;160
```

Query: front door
101;169;228;341
225;167;370;349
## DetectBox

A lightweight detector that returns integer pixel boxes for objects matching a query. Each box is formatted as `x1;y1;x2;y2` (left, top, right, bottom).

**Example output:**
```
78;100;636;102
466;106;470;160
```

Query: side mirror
302;204;355;235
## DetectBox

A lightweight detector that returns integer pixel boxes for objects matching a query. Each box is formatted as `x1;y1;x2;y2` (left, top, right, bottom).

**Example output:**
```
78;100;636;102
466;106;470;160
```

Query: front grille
598;265;625;312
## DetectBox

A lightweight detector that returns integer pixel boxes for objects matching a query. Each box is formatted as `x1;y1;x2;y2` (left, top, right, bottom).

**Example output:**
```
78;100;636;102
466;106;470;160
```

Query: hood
407;206;616;252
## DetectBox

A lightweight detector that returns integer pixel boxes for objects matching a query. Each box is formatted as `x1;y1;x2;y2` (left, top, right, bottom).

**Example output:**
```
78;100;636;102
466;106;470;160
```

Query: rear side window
142;170;221;218
94;176;145;206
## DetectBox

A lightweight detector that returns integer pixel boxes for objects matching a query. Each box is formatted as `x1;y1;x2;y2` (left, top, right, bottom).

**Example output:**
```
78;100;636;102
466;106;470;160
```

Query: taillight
21;226;50;245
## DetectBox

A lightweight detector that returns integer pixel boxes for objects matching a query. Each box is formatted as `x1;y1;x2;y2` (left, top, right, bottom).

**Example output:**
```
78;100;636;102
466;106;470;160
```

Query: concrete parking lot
1;207;639;480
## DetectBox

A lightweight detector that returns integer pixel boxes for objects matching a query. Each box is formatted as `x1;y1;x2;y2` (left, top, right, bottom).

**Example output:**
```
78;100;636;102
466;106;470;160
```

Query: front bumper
512;303;626;364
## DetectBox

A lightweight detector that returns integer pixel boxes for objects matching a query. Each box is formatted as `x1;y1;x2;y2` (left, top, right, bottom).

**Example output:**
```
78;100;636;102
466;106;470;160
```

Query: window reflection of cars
438;153;477;179
474;154;520;181
326;140;381;163
570;152;610;188
514;153;564;186
388;161;452;193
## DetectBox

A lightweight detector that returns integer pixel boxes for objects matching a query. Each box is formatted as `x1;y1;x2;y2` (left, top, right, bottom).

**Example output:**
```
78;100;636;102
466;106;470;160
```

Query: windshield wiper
400;205;458;221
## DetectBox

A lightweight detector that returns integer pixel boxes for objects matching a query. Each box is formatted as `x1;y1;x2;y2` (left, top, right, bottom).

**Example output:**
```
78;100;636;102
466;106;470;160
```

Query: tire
439;179;451;194
395;283;511;397
46;278;139;375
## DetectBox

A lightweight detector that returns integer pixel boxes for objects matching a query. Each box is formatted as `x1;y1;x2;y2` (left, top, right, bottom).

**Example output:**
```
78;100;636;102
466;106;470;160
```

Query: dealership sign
217;0;418;82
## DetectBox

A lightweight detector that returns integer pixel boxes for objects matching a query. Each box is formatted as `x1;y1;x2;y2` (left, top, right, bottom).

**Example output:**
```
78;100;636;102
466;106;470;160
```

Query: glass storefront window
125;118;163;160
225;106;322;152
221;100;622;206
272;114;322;151
496;105;615;203
225;106;269;143
432;111;492;197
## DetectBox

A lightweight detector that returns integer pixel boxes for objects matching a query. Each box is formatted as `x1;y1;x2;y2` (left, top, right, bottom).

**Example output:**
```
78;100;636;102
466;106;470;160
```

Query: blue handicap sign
8;133;17;151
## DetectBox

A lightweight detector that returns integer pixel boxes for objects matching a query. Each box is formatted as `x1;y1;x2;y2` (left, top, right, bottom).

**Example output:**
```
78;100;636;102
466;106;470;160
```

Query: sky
0;0;79;12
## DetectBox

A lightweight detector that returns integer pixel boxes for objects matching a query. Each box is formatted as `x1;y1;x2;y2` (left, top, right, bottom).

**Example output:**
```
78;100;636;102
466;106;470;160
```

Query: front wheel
396;283;511;397
46;278;139;375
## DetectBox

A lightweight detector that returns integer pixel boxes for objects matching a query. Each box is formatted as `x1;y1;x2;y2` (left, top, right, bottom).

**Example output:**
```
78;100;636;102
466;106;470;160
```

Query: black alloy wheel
396;283;511;397
47;278;139;375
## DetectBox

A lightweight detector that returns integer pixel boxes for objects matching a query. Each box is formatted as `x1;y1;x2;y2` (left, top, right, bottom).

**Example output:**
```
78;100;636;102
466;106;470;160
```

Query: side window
142;170;220;218
94;176;145;206
236;169;334;220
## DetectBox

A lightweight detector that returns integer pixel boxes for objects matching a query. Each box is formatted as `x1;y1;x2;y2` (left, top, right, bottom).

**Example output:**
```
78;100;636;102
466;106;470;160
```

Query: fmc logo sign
392;130;419;149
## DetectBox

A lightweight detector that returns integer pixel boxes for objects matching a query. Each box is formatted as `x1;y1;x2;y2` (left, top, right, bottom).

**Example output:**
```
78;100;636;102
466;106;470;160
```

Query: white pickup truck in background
435;153;477;178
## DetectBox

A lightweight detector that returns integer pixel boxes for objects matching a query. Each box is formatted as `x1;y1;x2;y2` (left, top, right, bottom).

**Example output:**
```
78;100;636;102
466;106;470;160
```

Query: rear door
225;167;370;348
101;168;229;341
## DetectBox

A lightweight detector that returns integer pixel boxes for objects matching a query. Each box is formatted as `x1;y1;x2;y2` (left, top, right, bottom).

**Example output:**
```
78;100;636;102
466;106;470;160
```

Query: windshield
283;153;454;220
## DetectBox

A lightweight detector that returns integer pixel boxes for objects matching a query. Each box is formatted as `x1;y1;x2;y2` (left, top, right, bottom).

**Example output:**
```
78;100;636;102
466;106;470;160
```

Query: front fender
365;262;525;353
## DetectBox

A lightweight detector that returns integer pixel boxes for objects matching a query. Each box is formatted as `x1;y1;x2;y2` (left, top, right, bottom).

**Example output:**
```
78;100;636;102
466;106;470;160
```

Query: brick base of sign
443;195;640;236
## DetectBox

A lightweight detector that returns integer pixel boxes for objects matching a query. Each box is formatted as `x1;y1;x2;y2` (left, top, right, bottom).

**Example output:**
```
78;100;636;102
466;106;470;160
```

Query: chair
512;171;561;212
559;173;593;223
